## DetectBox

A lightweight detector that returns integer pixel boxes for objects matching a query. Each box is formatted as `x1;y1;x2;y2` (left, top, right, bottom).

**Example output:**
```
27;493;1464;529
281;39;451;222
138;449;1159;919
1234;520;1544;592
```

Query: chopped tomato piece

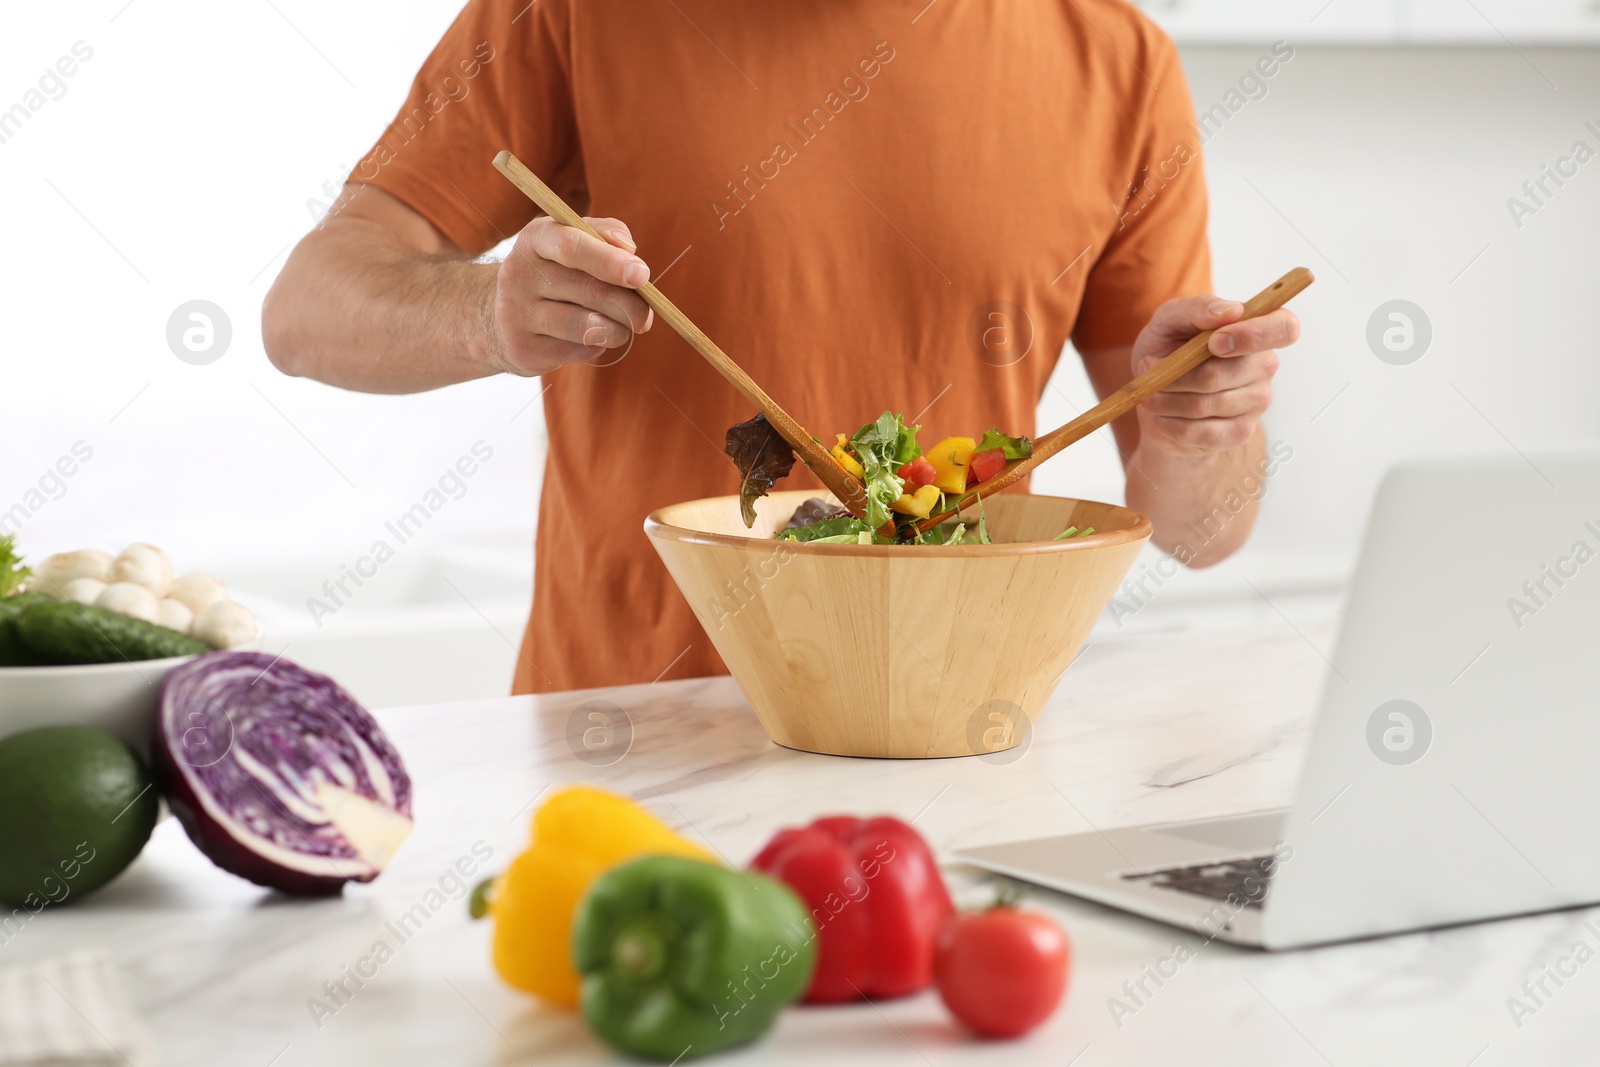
967;449;1007;486
897;456;939;490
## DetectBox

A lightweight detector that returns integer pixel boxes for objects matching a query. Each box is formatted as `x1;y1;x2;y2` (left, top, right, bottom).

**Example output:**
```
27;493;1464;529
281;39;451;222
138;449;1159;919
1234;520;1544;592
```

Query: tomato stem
468;875;497;919
992;877;1023;909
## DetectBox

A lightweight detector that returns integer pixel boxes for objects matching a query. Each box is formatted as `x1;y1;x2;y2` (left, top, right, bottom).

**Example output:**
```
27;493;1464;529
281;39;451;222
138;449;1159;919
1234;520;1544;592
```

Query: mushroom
111;543;174;596
96;581;161;623
193;600;258;649
167;572;228;615
60;577;107;605
30;549;113;595
155;598;195;635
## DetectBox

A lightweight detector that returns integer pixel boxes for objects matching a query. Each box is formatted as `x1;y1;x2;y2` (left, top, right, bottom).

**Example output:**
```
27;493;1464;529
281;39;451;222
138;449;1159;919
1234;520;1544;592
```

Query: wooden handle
917;266;1314;531
491;152;866;516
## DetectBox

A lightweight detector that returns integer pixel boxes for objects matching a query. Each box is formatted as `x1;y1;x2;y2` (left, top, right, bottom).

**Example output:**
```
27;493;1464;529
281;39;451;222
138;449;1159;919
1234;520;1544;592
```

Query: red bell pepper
750;815;953;1003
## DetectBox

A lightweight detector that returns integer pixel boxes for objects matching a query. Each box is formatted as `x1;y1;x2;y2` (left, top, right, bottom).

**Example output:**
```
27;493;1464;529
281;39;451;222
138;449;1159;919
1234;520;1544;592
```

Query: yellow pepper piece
483;785;714;1008
830;434;865;481
890;483;943;519
925;436;976;495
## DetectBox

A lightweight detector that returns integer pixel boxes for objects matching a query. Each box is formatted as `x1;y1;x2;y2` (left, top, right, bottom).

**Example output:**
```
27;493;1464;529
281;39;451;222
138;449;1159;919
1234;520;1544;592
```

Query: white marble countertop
9;611;1597;1066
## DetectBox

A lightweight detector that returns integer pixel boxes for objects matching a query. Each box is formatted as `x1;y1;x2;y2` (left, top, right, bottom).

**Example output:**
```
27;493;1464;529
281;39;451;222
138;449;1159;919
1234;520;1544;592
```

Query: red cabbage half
155;651;413;895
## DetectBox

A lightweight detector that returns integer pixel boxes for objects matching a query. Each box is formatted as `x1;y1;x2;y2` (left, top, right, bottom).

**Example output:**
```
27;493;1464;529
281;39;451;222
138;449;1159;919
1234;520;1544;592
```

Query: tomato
966;449;1007;487
897;456;939;490
934;905;1070;1038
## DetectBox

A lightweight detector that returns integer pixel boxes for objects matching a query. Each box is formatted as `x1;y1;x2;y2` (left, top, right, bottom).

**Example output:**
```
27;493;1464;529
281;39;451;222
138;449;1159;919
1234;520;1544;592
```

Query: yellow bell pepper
473;785;713;1008
830;434;865;481
890;484;943;518
925;436;976;494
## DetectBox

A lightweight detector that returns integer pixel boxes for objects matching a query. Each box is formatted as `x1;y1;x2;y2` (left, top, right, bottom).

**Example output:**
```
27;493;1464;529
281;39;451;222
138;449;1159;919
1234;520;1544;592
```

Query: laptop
955;446;1600;949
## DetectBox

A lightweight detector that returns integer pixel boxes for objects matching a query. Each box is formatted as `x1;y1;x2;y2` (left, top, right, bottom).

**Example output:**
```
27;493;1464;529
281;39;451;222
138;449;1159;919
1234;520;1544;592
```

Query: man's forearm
263;212;500;395
1124;428;1266;568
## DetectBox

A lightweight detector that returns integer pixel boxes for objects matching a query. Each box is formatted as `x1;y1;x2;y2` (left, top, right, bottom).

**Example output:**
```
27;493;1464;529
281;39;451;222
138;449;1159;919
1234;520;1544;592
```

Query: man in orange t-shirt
263;0;1300;694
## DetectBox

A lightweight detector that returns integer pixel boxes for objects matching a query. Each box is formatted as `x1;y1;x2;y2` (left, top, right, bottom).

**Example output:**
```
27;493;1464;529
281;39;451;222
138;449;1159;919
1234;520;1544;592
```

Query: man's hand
490;216;655;377
1080;293;1302;568
264;185;657;393
1129;296;1299;456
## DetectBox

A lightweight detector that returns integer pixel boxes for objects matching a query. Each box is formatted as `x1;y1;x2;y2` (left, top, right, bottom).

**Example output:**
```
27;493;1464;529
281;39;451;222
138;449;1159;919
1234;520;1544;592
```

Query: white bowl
0;654;200;760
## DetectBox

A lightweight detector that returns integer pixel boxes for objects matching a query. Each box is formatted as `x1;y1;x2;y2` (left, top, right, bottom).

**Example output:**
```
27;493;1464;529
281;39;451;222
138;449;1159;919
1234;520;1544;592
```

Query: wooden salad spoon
914;265;1315;533
491;151;868;518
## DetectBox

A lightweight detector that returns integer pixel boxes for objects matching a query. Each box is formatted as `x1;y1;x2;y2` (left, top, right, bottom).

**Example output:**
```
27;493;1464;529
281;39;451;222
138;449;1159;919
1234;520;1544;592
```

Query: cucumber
17;600;209;665
0;598;39;666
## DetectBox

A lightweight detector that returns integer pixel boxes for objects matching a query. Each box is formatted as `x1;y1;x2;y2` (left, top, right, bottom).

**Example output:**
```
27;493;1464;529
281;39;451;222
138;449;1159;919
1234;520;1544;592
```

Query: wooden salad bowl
645;489;1151;758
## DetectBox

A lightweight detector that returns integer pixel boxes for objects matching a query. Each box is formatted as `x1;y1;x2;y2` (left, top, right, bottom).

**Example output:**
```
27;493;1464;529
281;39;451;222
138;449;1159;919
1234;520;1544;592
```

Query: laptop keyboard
1120;854;1277;910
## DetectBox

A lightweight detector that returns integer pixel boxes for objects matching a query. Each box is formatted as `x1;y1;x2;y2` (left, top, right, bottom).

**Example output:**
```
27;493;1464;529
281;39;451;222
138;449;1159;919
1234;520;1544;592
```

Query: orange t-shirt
354;0;1211;694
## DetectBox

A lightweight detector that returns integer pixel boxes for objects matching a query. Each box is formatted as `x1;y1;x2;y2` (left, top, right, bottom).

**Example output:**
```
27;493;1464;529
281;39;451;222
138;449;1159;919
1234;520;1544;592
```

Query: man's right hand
490;216;654;376
265;184;655;394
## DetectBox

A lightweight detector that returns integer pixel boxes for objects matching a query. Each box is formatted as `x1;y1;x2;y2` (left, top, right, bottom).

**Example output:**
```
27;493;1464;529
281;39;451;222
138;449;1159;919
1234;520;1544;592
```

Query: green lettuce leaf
975;429;1034;460
921;496;993;546
916;521;964;545
784;497;851;530
776;516;873;542
851;412;922;465
848;412;920;530
0;536;30;598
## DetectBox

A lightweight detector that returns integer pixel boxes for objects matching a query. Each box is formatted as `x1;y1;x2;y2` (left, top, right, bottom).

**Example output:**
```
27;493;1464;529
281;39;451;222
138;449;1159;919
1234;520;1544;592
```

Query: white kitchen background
3;1;1598;707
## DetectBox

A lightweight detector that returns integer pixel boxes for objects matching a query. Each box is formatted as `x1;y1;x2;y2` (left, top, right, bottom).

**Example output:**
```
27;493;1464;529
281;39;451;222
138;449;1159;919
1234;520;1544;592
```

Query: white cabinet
1405;0;1600;42
1131;0;1600;43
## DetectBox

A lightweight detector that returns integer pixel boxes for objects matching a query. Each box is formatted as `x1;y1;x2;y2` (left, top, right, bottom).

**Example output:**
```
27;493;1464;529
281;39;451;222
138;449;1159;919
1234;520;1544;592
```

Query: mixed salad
725;412;1095;546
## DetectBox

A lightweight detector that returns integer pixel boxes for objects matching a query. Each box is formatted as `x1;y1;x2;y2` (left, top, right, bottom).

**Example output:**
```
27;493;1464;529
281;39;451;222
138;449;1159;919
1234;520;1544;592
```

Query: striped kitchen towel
0;952;155;1067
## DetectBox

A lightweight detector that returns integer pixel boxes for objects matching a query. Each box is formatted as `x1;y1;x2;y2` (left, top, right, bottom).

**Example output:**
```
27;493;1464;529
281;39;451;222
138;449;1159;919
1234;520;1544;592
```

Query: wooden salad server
492;151;868;519
915;266;1315;533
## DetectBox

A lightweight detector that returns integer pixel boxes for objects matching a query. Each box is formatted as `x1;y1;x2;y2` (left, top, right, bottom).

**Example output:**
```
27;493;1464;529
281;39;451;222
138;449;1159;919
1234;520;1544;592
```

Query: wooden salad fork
491;151;868;518
914;266;1315;533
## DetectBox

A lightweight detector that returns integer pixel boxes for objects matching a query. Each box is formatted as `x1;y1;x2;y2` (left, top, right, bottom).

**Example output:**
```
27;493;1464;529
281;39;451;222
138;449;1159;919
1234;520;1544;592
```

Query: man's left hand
1129;296;1300;456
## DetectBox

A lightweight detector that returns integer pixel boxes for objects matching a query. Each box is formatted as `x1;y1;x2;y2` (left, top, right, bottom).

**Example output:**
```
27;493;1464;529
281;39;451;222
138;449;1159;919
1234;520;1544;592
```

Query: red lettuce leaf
725;413;797;528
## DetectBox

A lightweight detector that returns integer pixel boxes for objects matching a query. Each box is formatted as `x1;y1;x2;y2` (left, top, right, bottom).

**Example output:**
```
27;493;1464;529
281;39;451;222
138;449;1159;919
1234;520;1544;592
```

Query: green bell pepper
572;854;817;1061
